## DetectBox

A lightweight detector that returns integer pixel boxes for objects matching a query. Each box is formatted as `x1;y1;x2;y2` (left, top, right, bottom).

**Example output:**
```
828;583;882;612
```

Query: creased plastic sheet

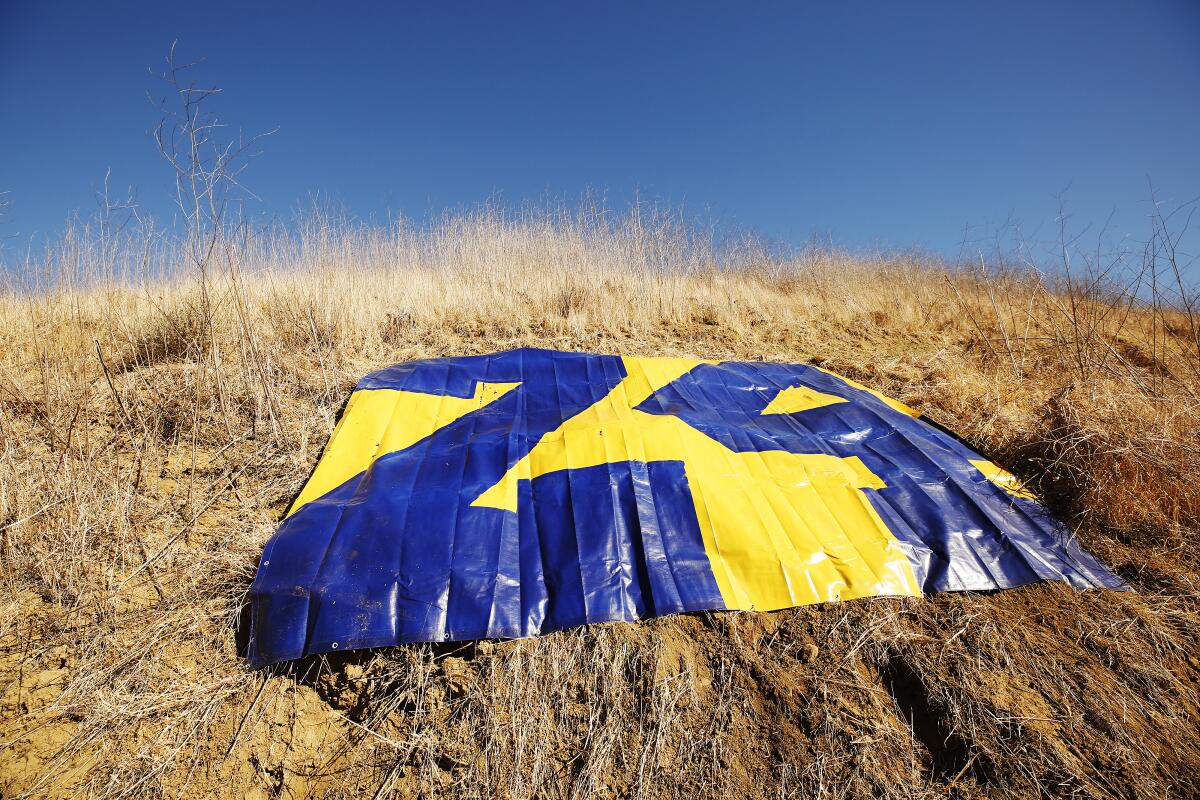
246;348;1126;667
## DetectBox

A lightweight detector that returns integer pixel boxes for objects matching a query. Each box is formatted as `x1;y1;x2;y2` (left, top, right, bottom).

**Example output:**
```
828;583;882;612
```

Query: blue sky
1;1;1198;271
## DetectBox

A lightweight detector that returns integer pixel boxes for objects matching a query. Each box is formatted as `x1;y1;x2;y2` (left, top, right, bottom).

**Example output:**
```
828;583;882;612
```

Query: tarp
246;348;1124;667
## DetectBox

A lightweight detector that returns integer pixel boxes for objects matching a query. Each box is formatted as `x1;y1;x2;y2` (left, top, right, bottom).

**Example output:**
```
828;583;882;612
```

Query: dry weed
1;208;1198;799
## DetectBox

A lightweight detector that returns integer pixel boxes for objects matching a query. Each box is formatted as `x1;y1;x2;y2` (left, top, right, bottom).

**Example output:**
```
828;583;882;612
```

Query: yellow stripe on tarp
761;384;848;415
971;459;1037;500
473;357;920;608
287;381;520;517
813;365;920;417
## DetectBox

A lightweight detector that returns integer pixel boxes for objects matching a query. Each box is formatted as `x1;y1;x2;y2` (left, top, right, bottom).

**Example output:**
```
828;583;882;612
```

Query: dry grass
1;207;1198;799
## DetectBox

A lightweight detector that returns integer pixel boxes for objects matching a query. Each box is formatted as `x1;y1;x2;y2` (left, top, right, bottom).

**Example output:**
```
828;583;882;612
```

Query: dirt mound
6;582;1198;798
3;215;1199;798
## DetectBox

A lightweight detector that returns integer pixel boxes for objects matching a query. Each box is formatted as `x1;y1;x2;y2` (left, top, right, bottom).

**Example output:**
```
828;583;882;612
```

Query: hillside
1;211;1198;799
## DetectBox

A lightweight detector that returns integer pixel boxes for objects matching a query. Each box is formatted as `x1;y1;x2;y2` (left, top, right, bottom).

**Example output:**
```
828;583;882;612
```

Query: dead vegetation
1;205;1199;799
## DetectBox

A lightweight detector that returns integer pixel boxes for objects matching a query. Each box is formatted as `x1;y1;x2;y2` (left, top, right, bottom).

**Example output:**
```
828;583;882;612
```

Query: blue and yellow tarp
247;348;1123;666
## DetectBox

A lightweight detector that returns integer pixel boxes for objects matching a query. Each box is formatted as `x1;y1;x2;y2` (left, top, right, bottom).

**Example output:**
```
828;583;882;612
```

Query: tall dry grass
1;206;1198;799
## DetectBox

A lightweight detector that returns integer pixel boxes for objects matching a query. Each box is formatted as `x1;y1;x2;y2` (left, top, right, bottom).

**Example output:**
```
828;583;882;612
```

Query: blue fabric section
634;361;1125;594
247;349;724;667
247;348;1125;667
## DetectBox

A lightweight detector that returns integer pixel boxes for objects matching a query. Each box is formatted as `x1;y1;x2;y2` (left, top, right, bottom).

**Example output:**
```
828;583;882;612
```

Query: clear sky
2;1;1198;270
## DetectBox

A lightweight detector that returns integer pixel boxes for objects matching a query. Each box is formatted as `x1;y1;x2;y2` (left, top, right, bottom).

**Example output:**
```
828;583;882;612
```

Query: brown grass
1;207;1198;799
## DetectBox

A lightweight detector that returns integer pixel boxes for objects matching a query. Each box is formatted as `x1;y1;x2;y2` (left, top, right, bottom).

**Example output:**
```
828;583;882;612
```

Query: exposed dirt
7;578;1198;798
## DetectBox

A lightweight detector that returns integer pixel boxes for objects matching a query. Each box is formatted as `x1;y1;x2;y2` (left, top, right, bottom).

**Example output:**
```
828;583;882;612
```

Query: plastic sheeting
246;348;1125;667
